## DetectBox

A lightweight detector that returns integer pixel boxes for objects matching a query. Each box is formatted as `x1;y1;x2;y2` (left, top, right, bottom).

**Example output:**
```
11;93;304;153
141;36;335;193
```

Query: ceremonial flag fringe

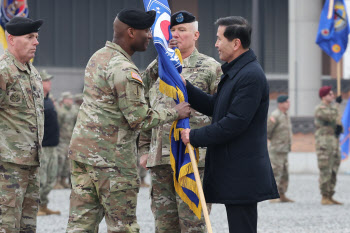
143;0;202;219
0;0;29;53
316;0;350;62
340;99;350;160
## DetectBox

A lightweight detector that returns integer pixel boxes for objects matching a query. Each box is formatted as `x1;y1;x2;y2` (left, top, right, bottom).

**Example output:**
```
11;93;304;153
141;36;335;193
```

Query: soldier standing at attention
315;86;343;205
37;70;61;216
56;91;76;189
0;17;44;232
66;8;191;233
139;10;222;233
267;95;294;203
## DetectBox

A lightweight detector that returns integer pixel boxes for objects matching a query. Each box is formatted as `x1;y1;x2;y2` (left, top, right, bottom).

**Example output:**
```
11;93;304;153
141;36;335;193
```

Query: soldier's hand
335;124;343;138
174;102;191;120
181;128;191;145
140;154;149;170
335;95;342;104
169;38;178;49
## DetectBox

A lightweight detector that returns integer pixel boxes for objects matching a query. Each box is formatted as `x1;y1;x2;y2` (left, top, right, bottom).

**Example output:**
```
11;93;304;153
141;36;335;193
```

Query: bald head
113;17;130;42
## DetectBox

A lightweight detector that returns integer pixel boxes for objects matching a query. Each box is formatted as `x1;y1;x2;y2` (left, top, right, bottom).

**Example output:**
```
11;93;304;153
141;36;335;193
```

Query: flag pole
186;143;213;233
337;62;341;96
328;0;334;19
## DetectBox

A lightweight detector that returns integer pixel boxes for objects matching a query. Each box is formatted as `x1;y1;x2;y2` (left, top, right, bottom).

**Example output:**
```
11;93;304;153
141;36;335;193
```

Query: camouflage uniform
57;97;78;185
66;41;178;233
267;108;292;195
314;102;341;198
0;50;44;232
39;147;58;206
140;48;222;233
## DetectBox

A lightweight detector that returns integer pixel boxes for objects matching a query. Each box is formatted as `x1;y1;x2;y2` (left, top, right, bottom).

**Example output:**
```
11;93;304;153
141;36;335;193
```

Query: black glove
335;96;342;104
335;125;343;138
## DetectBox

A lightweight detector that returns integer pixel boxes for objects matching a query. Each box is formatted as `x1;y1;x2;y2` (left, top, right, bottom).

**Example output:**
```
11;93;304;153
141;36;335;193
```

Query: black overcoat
187;49;279;204
42;94;60;147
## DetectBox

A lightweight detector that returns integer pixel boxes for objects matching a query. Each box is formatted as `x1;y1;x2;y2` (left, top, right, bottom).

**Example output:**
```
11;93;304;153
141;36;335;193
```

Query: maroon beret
319;86;332;98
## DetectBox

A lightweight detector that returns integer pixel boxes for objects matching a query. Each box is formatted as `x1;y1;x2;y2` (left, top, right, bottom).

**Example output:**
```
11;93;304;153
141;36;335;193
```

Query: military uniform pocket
126;78;146;104
0;190;16;229
109;168;139;217
7;78;29;108
110;168;140;192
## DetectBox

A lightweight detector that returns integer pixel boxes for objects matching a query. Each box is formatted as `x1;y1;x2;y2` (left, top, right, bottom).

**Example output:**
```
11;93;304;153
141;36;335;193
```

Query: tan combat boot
279;194;294;203
140;178;150;188
60;178;71;189
269;198;281;203
321;195;333;205
330;197;343;205
38;205;61;215
37;207;47;216
53;179;64;189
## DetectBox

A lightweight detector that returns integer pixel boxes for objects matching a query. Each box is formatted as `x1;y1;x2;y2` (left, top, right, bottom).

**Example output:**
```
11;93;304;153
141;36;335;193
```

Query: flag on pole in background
0;0;29;52
340;99;350;160
143;0;202;219
316;0;350;62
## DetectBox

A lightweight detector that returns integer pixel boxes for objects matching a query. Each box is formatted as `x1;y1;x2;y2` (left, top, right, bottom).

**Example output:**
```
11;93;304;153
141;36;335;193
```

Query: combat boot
269;198;281;203
140;178;150;188
321;195;333;205
60;178;71;189
330;197;343;205
53;178;64;189
37;205;61;216
279;194;294;203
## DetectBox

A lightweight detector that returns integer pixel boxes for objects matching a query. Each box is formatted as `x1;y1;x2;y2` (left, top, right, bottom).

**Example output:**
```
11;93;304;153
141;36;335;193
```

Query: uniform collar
5;49;32;74
105;41;133;63
182;48;199;68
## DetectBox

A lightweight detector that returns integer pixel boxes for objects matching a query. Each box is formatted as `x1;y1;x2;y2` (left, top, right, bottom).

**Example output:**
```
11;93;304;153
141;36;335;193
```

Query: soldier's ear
7;34;15;46
194;31;200;41
127;27;135;39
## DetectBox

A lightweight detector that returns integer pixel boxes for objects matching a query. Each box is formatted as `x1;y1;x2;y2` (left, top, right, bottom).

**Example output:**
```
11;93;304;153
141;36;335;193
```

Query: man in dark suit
181;16;279;233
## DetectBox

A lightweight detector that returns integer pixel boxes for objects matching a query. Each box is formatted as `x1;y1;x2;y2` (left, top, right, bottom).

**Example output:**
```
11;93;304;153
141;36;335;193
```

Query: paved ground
37;174;350;233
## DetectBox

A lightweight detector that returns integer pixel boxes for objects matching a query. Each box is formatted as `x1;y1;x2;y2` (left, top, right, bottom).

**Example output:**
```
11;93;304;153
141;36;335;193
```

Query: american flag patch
131;72;143;83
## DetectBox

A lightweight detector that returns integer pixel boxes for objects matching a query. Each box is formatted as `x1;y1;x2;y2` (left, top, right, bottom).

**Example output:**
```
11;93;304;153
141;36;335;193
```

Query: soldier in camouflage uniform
315;86;343;205
74;93;84;107
0;17;44;232
56;91;77;189
38;70;61;216
66;9;191;233
139;11;222;233
267;95;294;203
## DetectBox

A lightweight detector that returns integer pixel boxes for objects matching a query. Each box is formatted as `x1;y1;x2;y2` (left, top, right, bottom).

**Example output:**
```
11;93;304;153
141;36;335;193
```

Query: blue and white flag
340;99;350;160
316;0;350;62
143;0;202;219
0;0;29;52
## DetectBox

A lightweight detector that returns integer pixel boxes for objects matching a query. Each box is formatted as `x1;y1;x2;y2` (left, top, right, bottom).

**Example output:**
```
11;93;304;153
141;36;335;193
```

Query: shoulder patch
131;72;143;83
269;116;276;123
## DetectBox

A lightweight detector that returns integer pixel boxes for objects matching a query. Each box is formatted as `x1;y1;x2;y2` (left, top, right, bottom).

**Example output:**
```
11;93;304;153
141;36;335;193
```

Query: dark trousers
225;203;258;233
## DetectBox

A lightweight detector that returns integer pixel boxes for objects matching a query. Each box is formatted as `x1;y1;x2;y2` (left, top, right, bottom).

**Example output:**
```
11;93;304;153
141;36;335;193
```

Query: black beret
277;95;288;103
5;17;43;36
171;11;196;28
118;8;156;30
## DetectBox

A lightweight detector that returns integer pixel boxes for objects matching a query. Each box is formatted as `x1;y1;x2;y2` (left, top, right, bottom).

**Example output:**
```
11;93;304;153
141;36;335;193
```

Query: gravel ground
37;174;350;233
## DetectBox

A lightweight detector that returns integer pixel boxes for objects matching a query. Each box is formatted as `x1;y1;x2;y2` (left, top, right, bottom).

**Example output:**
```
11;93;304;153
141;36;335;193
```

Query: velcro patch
131;72;143;84
269;116;276;123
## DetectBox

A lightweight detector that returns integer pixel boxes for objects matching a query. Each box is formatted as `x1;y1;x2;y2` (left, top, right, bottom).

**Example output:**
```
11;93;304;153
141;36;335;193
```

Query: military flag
316;0;349;62
0;0;29;53
340;99;350;160
143;0;202;218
